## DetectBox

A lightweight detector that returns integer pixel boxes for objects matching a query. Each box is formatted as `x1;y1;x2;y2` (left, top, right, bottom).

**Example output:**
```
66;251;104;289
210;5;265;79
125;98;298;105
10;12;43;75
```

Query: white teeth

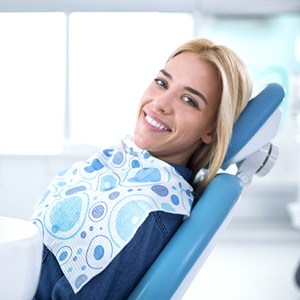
145;115;169;131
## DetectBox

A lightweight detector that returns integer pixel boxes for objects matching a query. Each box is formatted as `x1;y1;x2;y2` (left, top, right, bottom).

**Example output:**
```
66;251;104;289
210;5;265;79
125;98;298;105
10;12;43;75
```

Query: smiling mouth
145;114;171;132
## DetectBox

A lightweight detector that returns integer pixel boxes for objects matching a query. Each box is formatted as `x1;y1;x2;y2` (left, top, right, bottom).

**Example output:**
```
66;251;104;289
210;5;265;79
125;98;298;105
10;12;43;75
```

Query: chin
133;134;148;150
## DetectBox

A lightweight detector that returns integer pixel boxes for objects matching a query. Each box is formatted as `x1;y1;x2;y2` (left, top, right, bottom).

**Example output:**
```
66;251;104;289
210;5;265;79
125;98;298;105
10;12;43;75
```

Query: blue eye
155;78;168;89
182;96;198;108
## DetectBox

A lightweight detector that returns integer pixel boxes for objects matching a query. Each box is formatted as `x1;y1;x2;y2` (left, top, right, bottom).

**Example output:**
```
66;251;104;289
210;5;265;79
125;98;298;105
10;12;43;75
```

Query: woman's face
134;52;221;166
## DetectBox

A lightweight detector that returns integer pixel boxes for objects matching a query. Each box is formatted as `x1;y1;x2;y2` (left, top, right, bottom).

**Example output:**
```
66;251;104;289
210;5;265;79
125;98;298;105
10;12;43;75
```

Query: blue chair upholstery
224;83;285;165
129;83;285;300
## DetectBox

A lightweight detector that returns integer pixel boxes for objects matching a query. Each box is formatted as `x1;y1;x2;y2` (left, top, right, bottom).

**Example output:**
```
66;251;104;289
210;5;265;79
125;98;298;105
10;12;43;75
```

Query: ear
201;127;216;144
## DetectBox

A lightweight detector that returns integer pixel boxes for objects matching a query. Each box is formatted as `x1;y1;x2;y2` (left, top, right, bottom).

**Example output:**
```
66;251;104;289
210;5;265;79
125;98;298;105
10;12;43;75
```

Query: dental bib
31;136;193;293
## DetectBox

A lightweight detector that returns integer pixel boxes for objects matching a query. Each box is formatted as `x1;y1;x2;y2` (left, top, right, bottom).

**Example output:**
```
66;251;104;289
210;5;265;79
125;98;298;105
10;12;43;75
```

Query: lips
144;113;171;132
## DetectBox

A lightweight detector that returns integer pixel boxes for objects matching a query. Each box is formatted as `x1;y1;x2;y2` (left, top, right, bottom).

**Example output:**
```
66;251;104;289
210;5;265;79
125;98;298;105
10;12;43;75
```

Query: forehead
165;52;217;81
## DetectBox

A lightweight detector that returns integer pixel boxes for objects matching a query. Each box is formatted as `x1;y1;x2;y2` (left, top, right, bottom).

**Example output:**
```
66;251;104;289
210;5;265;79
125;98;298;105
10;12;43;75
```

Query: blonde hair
167;38;253;193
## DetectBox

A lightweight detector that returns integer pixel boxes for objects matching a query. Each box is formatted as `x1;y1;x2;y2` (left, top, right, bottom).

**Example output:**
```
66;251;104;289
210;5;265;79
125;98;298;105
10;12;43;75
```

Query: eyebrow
184;86;208;105
160;69;208;105
160;69;173;80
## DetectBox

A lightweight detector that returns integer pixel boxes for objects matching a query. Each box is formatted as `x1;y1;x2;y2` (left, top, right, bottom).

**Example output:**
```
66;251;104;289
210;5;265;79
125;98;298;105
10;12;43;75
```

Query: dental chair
129;83;285;300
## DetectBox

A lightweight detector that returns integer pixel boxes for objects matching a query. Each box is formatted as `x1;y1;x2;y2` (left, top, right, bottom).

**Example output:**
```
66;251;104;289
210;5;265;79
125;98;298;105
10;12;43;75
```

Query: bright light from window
69;12;194;147
0;12;193;154
0;13;66;154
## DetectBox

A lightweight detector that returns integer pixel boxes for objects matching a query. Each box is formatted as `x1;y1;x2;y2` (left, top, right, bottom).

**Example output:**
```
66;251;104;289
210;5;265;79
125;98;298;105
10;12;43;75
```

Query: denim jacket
34;164;192;300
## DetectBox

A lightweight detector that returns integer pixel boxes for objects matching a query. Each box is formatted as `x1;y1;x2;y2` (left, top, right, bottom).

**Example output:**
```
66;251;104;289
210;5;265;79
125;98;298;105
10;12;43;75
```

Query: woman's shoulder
148;211;184;243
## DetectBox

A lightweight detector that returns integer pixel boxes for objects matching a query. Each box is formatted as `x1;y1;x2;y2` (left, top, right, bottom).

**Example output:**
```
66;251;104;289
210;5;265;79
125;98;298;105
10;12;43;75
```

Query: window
0;12;194;154
0;13;66;154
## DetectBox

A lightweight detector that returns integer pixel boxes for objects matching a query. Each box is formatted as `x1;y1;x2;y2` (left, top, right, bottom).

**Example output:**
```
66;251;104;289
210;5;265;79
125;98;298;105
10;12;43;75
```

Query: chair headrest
222;83;285;170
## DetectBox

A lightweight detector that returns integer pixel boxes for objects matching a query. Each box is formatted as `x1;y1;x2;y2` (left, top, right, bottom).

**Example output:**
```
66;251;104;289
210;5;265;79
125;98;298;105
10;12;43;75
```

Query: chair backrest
128;83;285;300
223;83;284;169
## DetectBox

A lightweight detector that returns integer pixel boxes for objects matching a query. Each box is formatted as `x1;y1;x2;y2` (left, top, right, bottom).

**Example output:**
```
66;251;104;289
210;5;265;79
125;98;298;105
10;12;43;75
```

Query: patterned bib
31;136;194;293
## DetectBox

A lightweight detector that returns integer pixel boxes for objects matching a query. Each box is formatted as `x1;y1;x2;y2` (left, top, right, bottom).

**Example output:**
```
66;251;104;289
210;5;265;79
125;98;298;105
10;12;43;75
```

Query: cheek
136;101;143;117
137;90;151;112
140;83;153;99
136;93;148;117
182;116;213;139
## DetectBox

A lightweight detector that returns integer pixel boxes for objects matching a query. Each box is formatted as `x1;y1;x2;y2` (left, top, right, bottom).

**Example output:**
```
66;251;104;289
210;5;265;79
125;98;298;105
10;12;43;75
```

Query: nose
152;90;175;114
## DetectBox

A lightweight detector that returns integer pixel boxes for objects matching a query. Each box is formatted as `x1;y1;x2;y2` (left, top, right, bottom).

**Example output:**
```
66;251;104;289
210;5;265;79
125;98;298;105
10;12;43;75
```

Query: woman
32;38;252;299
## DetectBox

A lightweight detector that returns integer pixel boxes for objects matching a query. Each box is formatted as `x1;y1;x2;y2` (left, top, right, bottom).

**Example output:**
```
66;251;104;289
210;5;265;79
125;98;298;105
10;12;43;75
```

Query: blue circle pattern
115;200;152;242
57;246;72;265
89;202;107;222
32;136;193;293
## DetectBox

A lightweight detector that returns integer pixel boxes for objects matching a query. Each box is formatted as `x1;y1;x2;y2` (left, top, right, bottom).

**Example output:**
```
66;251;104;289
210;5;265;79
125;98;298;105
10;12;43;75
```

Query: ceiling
0;0;299;15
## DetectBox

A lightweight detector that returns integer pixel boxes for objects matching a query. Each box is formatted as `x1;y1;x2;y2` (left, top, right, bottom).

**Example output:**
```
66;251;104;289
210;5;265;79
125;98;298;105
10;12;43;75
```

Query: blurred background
0;0;299;299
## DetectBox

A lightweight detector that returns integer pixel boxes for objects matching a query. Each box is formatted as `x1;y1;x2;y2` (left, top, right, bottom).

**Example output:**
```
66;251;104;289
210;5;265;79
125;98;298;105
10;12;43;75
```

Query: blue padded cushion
129;173;243;300
222;83;285;167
